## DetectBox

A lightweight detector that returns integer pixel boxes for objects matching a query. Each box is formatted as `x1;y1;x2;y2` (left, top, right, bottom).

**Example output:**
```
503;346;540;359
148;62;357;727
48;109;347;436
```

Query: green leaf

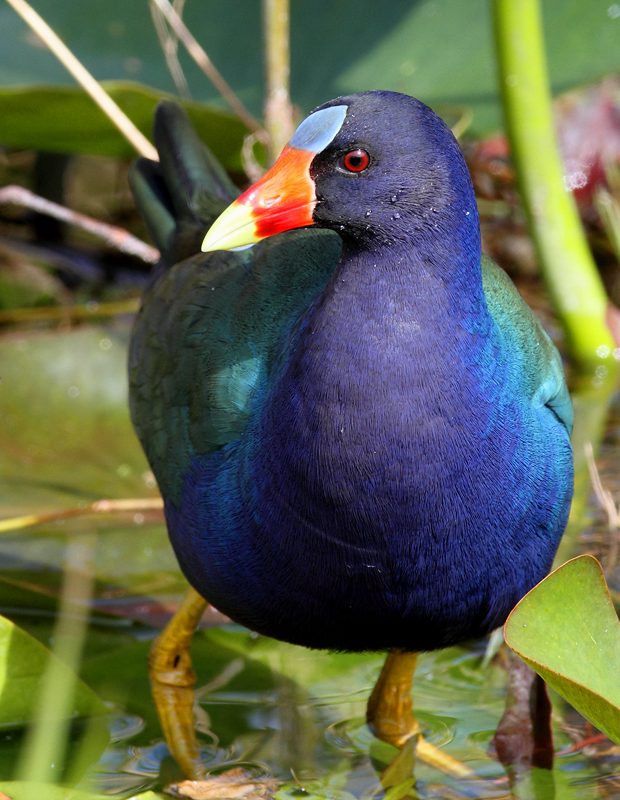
504;555;620;745
0;0;618;144
0;783;160;800
0;613;105;729
0;82;247;170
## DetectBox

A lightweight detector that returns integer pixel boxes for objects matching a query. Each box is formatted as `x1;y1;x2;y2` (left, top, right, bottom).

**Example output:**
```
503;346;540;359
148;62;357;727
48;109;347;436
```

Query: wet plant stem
263;0;294;164
493;0;617;367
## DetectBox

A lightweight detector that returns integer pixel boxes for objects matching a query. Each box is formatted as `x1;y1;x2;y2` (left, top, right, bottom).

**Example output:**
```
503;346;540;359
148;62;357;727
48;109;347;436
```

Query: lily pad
0;612;105;729
504;555;620;745
0;324;153;515
0;784;160;800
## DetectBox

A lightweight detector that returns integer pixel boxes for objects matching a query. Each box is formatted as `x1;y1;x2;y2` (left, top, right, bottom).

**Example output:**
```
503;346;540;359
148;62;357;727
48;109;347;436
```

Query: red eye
341;149;370;173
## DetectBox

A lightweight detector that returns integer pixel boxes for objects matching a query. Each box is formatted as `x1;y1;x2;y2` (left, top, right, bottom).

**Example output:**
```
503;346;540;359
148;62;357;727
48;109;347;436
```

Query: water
1;324;620;798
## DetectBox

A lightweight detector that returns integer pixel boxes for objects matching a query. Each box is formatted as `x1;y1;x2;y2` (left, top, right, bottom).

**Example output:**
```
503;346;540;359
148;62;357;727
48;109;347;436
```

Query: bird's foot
367;650;476;780
148;587;208;780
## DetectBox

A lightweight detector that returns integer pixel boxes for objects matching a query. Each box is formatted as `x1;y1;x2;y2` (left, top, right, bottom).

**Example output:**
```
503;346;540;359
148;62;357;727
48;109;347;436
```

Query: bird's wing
128;102;341;505
481;254;573;435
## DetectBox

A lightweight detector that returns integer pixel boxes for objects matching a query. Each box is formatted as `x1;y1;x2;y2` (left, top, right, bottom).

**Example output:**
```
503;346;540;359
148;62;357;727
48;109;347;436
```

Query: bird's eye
341;149;370;173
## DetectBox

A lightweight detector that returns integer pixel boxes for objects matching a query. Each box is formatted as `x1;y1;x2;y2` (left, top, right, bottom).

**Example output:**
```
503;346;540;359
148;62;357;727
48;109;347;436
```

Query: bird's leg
148;586;208;779
367;650;475;780
367;649;420;747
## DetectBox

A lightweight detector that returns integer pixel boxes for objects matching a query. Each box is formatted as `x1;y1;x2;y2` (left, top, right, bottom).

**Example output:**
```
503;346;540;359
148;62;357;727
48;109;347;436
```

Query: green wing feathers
128;102;341;504
128;101;239;267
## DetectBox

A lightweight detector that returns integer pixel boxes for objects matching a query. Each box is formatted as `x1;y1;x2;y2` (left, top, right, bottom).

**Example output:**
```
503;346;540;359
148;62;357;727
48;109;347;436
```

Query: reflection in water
71;635;620;799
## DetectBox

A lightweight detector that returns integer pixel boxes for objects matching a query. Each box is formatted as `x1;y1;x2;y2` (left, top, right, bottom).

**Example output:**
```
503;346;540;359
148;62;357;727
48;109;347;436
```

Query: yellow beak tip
200;235;218;253
200;201;260;253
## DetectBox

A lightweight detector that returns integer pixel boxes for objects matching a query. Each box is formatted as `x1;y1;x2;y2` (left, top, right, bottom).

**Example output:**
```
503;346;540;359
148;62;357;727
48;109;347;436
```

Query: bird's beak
201;145;316;252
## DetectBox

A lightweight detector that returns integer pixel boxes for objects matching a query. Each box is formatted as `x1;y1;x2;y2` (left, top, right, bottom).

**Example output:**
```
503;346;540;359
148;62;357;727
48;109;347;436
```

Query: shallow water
1;323;620;799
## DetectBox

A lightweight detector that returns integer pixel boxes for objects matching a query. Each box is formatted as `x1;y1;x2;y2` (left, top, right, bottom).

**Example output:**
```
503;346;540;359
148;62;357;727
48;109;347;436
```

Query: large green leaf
504;555;620;745
0;0;617;143
0;612;105;728
0;82;247;169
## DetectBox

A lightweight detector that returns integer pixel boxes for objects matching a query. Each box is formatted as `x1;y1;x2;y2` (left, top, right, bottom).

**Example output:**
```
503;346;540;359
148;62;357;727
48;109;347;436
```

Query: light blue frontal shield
289;105;348;154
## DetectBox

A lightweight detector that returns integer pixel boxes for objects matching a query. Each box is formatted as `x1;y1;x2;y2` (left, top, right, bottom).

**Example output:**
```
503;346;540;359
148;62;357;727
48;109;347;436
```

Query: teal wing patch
129;228;341;505
481;255;573;435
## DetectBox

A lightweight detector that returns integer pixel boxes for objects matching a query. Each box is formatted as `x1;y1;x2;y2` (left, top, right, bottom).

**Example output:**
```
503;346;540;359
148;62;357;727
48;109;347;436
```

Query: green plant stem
493;0;616;367
16;534;95;783
263;0;294;164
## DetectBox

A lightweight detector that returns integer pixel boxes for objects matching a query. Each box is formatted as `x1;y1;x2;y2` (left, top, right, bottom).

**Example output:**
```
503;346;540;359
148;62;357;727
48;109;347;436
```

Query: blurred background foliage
0;0;620;797
0;0;619;153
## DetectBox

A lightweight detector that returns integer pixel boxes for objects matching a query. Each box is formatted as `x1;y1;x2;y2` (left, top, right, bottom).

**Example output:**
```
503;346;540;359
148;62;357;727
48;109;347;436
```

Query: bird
128;91;573;778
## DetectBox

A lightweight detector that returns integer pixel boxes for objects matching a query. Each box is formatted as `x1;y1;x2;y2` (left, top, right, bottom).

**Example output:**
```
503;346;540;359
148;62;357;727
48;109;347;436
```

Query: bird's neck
247;208;491;538
314;195;486;348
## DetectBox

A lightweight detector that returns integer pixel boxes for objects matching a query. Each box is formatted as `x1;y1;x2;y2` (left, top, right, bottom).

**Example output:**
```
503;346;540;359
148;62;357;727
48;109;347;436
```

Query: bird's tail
128;100;239;268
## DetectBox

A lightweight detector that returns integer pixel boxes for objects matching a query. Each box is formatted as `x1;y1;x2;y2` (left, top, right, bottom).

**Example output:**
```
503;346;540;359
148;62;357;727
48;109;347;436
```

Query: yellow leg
148;586;208;780
367;650;420;748
367;650;476;780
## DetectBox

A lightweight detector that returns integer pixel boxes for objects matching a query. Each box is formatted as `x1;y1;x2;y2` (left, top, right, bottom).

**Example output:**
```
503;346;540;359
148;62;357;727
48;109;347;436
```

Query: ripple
277;781;357;800
107;712;145;742
325;712;453;755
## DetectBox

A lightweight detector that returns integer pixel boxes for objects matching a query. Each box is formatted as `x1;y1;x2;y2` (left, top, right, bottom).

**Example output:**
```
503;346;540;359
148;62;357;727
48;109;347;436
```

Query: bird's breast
166;270;572;652
258;270;498;515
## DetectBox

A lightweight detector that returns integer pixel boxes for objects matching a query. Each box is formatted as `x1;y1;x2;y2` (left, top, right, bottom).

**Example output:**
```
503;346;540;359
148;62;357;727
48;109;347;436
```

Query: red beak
202;145;316;252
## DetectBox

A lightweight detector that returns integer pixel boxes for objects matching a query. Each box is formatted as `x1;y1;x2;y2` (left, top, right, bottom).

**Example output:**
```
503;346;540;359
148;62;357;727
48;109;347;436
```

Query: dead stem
0;185;159;263
151;0;268;142
5;0;157;160
0;497;164;534
585;440;620;572
150;0;192;99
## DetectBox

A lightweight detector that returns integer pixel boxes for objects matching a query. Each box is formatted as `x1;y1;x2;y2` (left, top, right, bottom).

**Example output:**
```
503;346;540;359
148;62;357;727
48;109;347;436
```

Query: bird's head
202;91;477;254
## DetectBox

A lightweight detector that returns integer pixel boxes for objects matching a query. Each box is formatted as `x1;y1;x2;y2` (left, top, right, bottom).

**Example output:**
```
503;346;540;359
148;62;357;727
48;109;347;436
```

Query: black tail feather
129;100;240;268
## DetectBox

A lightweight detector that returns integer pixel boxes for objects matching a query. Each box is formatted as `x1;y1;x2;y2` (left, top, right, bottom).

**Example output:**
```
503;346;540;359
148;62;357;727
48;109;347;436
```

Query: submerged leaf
504;555;620;744
166;767;280;800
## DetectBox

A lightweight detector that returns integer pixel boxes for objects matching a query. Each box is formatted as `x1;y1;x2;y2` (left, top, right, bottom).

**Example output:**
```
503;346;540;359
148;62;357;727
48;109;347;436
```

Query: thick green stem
263;0;294;164
493;0;616;367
